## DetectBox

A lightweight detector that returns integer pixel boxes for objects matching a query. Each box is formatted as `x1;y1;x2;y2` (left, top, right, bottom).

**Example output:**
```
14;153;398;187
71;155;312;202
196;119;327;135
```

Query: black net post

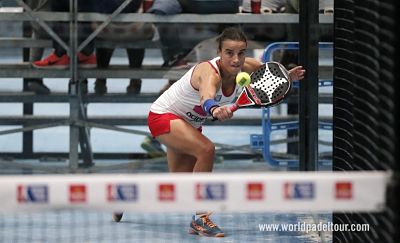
299;0;320;171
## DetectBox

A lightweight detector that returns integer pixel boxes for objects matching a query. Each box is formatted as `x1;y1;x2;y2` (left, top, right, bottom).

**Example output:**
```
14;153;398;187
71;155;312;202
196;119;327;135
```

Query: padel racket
230;62;292;112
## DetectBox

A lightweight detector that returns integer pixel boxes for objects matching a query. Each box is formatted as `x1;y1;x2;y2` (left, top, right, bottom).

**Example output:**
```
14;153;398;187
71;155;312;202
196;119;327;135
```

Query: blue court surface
0;211;332;243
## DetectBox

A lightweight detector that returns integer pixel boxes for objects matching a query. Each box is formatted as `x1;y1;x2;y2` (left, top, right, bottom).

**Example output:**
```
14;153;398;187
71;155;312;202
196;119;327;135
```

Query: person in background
93;0;153;95
25;0;52;94
31;0;96;70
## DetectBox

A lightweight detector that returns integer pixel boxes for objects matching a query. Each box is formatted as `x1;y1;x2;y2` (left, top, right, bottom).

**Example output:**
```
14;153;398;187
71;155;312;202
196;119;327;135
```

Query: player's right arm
192;63;232;121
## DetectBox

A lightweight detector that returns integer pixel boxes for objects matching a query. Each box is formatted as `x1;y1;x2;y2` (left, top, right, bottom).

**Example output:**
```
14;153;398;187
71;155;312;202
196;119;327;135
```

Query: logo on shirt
196;183;226;200
335;182;352;199
186;111;207;123
17;185;48;203
158;184;175;201
284;182;314;200
107;184;138;202
69;184;86;203
247;183;264;200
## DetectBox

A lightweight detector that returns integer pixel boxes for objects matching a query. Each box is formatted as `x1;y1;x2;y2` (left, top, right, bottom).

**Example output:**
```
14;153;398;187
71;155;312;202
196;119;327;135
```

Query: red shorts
147;111;202;137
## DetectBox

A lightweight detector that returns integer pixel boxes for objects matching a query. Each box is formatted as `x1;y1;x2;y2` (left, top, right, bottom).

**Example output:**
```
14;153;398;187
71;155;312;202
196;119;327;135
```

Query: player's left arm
288;66;306;81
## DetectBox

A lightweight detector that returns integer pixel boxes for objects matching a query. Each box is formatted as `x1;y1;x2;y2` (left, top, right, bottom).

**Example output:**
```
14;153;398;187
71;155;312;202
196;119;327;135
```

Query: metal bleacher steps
0;6;333;167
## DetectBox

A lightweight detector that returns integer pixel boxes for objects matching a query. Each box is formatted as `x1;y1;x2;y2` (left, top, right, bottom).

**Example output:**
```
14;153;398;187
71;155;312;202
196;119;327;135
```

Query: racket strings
250;63;290;104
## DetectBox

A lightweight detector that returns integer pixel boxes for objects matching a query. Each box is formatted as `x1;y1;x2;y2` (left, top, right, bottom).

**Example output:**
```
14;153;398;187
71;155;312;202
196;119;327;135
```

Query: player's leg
166;148;196;172
157;119;224;237
157;119;215;172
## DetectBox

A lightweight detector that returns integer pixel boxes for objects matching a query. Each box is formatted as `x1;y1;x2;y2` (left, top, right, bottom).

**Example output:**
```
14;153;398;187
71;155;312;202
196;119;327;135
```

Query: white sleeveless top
150;57;242;128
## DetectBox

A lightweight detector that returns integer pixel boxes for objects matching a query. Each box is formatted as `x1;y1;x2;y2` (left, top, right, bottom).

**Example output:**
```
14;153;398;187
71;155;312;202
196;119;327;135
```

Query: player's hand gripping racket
230;62;292;112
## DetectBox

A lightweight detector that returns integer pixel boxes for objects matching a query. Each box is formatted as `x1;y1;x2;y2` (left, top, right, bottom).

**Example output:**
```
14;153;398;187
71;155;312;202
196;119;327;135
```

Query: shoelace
201;216;216;228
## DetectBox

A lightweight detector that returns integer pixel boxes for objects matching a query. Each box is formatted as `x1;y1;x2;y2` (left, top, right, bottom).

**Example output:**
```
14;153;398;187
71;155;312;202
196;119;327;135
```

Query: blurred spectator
25;0;52;94
241;0;286;13
240;0;287;42
92;0;153;95
147;0;188;69
31;0;96;70
147;0;222;94
241;0;333;14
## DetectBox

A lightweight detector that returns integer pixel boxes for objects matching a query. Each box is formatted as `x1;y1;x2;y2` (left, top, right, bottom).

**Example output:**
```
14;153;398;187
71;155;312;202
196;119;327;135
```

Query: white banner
0;172;389;213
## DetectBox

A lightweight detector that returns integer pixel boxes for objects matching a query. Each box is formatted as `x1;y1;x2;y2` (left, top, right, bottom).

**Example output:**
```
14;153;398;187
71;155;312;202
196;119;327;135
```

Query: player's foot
112;212;123;222
32;52;69;69
189;213;224;237
140;135;166;158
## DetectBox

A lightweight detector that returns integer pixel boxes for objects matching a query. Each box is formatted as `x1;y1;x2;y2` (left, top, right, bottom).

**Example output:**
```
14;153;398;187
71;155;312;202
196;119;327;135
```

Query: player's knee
198;141;215;158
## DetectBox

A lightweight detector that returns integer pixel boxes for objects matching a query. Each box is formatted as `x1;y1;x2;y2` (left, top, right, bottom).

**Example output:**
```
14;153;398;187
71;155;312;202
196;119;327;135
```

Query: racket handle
230;103;239;112
211;104;238;121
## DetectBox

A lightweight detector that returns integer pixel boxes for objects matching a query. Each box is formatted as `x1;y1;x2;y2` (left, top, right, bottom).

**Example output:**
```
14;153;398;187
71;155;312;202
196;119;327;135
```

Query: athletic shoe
189;213;224;237
32;52;96;69
32;52;69;69
78;52;96;68
112;212;123;222
27;81;50;95
140;135;166;158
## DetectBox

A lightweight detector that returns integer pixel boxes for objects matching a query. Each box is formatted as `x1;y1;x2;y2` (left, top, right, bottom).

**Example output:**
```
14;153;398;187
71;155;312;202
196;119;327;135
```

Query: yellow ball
236;72;251;87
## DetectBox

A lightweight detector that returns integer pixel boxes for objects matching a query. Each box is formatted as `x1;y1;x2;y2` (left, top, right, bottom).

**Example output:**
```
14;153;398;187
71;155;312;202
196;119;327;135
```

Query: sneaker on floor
140;135;165;158
27;81;50;95
189;213;224;237
32;52;69;69
112;212;123;222
78;52;96;68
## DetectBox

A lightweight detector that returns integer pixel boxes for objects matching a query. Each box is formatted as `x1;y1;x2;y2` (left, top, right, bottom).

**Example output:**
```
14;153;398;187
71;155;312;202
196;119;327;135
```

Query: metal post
69;0;79;171
22;21;33;157
299;0;319;171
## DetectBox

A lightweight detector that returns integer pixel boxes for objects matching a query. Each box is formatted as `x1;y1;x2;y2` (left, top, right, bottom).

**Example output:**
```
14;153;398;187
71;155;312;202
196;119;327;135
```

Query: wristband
202;99;219;116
